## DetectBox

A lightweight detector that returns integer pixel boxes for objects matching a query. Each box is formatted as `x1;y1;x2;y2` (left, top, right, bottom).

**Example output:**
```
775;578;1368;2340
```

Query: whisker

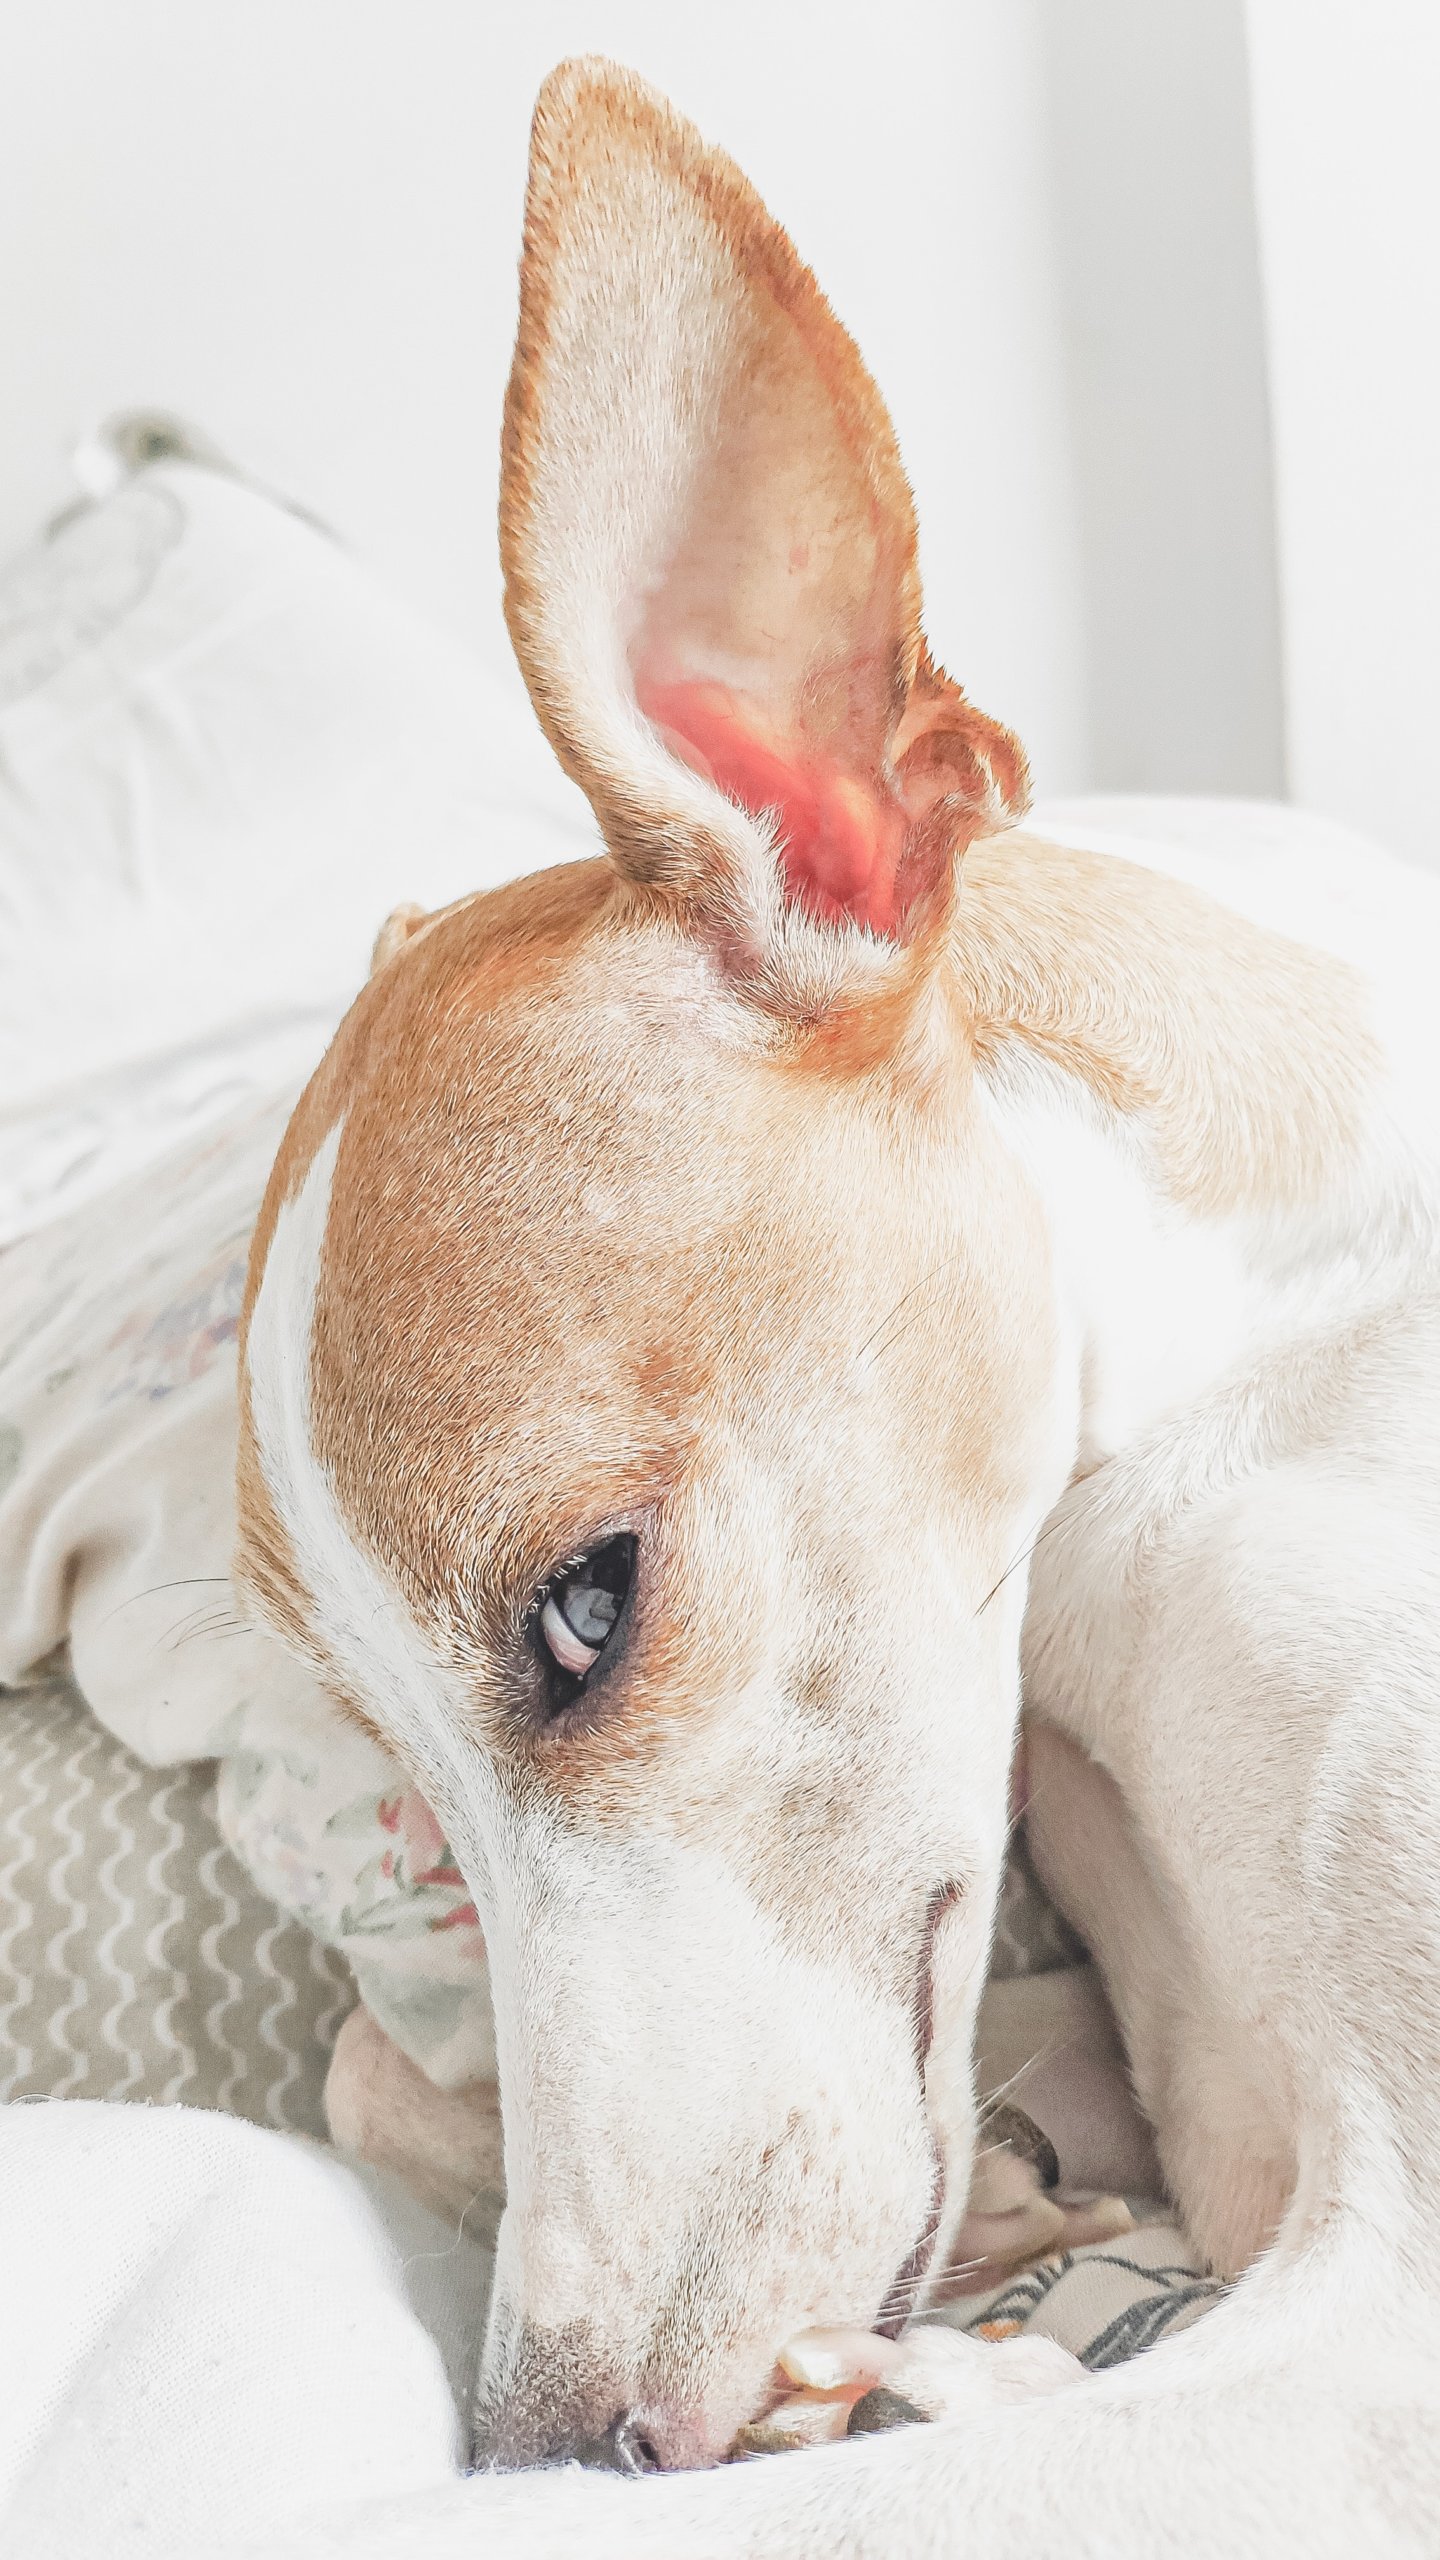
98;1574;233;1631
396;2182;495;2271
979;1451;1126;1622
975;1507;1075;1618
165;1607;249;1653
852;1247;967;1367
874;2252;991;2317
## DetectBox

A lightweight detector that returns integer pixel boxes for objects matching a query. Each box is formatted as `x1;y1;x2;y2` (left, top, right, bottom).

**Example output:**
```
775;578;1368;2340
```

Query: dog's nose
476;2401;668;2473
473;2322;687;2472
569;2413;661;2474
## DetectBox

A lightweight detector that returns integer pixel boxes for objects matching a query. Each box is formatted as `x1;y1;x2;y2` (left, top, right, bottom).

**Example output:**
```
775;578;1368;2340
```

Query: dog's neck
953;830;1381;1477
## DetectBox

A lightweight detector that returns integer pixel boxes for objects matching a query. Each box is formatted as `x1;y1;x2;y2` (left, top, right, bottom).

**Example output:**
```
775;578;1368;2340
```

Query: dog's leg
975;1961;1162;2202
1023;1722;1295;2273
325;2003;503;2231
1023;1399;1440;2289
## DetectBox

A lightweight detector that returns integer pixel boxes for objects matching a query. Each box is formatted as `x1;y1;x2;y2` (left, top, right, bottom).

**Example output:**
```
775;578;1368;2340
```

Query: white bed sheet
1;2099;486;2558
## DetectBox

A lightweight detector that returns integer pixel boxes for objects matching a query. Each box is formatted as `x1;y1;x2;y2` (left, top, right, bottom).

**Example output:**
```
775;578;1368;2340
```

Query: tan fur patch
958;832;1377;1217
369;902;430;977
238;849;1057;1830
238;829;1379;1706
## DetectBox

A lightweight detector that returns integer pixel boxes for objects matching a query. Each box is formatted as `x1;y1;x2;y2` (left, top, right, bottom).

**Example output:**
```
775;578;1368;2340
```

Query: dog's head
237;59;1072;2471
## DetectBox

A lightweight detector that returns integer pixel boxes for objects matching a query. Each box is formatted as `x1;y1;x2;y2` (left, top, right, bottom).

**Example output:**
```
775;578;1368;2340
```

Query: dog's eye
532;1534;636;1698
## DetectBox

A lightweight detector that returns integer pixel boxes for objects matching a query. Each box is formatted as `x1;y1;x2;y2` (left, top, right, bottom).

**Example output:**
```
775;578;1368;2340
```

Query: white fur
246;797;1440;2542
248;1126;963;2469
247;1122;489;1841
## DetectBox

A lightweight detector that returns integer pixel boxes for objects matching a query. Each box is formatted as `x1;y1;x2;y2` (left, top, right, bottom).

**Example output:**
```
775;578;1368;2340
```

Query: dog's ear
369;903;430;977
501;59;1027;1002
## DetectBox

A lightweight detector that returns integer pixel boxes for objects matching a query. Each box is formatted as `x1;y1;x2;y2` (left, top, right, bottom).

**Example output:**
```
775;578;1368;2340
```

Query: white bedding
0;2101;494;2558
0;443;594;1248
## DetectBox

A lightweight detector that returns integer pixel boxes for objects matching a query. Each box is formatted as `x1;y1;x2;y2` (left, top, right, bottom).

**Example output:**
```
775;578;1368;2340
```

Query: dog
234;55;1440;2551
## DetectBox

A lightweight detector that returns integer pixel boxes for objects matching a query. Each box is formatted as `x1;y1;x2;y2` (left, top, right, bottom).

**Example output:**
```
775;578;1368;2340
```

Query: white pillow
0;443;595;1244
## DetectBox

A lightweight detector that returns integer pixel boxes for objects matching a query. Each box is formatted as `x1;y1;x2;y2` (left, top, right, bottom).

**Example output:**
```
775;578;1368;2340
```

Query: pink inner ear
638;677;908;937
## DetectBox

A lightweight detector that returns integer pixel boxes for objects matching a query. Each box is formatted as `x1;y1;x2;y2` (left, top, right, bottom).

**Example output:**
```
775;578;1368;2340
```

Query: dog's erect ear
369;903;430;977
502;59;1027;992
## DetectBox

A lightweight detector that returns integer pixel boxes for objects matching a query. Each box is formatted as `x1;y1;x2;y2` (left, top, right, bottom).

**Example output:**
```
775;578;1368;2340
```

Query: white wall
1246;0;1440;866
1036;0;1284;797
0;0;1089;792
0;3;1299;811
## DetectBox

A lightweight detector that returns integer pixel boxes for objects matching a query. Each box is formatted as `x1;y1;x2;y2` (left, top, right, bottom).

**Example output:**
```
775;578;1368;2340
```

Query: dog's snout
473;2320;700;2473
477;2392;671;2475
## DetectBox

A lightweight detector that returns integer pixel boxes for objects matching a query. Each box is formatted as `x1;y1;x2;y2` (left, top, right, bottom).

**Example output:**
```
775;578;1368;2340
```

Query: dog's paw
733;2321;1083;2452
838;2325;1083;2425
940;2104;1133;2296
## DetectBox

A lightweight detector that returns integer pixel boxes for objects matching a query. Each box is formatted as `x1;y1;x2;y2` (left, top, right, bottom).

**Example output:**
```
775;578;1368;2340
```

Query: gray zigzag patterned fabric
0;1675;352;2136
